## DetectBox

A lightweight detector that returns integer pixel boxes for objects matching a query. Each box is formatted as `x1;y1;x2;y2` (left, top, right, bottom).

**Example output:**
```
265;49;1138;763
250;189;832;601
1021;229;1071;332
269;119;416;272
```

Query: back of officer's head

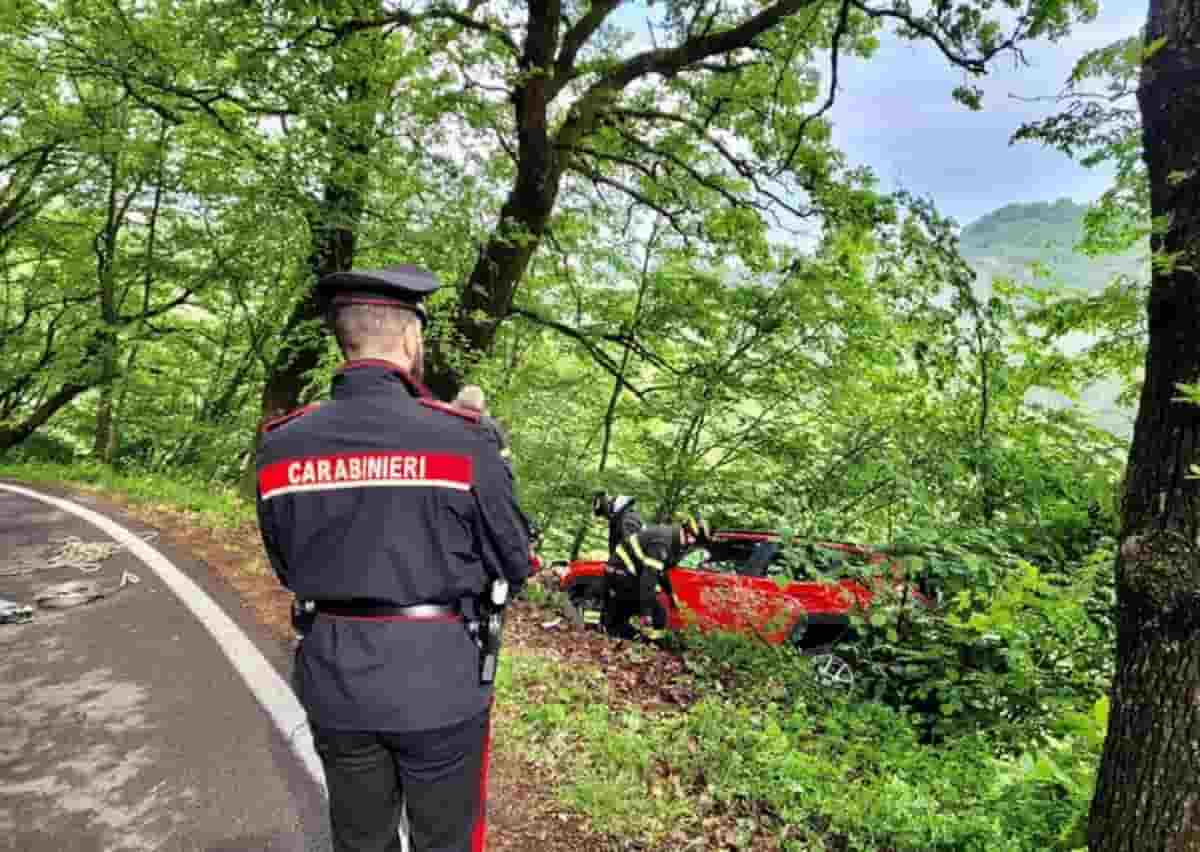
317;264;438;378
329;302;424;372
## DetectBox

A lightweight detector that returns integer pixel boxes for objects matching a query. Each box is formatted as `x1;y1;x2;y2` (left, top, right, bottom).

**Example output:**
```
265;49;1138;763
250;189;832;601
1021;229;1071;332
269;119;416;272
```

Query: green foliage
0;5;1133;848
498;648;1100;851
833;526;1116;744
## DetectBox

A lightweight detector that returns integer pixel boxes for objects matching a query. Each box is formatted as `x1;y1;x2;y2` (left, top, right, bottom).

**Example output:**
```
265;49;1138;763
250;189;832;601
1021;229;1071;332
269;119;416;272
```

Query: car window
677;548;708;568
699;558;745;575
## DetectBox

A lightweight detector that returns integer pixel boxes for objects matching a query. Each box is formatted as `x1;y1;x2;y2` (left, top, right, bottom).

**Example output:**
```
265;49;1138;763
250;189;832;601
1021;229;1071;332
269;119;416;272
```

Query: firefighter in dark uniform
603;515;709;638
254;264;531;852
592;492;644;558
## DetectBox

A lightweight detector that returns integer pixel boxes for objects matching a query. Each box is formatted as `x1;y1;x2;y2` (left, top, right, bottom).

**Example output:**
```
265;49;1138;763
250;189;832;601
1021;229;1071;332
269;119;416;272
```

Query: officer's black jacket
255;361;531;732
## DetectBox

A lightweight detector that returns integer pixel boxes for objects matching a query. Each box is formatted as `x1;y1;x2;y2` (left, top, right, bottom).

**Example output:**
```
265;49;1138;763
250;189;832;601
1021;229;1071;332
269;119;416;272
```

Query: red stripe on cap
258;452;473;500
332;295;420;308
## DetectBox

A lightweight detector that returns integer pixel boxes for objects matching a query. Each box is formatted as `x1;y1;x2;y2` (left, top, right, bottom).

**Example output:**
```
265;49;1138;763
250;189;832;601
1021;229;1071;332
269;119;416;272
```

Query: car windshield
740;542;880;580
685;533;883;580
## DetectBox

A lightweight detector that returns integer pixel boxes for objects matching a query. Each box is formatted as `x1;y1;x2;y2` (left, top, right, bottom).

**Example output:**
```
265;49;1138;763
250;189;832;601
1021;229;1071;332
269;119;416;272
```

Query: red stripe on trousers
471;714;493;852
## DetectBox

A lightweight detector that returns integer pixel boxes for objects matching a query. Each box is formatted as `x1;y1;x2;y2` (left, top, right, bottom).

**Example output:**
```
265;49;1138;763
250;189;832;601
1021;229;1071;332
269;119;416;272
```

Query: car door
734;542;806;643
664;559;745;632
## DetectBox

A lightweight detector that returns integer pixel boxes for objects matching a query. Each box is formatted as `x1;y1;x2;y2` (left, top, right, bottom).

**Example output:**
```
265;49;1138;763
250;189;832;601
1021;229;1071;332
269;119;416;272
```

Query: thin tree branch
509;306;648;400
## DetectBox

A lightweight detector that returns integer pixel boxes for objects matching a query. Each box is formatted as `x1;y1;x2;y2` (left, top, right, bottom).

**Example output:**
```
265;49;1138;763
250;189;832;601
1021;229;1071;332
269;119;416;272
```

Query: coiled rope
0;531;157;612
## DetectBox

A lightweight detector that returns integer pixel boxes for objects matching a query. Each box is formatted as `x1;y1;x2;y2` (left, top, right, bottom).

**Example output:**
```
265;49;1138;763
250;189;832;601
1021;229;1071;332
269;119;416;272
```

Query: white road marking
0;483;326;793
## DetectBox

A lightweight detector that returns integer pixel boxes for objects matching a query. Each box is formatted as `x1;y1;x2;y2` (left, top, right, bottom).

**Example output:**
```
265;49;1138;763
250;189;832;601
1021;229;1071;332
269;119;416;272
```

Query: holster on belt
469;578;509;684
292;598;316;636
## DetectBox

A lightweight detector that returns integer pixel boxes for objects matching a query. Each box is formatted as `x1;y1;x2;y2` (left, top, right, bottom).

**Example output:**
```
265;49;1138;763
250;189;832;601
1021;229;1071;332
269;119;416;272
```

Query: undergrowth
497;647;1098;851
0;460;254;528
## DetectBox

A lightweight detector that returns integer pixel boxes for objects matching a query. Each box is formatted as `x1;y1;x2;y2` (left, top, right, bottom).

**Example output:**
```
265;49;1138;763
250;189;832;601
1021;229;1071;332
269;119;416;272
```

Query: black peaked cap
317;264;440;303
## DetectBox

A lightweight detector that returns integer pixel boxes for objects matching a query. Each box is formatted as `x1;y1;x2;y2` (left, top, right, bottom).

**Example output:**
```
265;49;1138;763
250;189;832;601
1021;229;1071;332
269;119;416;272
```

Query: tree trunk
92;151;123;463
0;382;91;455
256;180;362;426
426;7;565;400
92;333;119;462
239;180;363;497
1088;3;1200;849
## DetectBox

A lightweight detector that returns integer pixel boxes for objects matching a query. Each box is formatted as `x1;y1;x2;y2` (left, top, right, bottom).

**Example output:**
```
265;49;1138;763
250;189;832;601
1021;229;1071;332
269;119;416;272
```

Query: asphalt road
0;483;331;852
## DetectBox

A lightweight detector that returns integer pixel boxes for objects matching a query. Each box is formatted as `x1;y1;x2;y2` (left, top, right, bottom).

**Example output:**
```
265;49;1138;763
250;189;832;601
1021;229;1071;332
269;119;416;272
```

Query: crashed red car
555;530;930;649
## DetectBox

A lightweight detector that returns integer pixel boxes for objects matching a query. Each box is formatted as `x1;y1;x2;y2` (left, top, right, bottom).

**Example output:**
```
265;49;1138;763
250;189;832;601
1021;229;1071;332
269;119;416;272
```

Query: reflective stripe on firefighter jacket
608;502;644;559
609;524;690;617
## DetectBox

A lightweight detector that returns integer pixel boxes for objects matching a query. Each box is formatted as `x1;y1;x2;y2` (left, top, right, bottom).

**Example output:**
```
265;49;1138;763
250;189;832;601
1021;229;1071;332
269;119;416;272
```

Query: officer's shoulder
418;398;481;424
260;403;322;434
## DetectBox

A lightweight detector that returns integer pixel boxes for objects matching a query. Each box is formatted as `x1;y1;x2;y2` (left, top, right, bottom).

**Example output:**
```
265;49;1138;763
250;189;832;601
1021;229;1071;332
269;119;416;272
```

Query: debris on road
0;597;34;624
0;531;159;578
34;571;141;610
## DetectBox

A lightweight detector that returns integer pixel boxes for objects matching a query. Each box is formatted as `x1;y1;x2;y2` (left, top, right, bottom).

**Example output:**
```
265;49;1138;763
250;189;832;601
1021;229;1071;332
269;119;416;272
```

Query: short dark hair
328;302;422;359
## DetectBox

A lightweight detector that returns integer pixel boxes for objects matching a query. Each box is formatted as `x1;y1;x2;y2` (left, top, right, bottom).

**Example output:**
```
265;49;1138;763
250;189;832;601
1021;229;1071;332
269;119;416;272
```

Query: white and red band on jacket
258;452;474;500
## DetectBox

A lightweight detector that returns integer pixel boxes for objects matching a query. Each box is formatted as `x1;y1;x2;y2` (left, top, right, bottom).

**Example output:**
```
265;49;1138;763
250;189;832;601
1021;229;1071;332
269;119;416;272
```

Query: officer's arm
255;488;291;589
473;441;531;593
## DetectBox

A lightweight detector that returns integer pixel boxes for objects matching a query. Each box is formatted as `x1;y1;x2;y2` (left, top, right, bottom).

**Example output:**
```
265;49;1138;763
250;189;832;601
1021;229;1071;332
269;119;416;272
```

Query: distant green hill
960;198;1144;293
959;199;1144;436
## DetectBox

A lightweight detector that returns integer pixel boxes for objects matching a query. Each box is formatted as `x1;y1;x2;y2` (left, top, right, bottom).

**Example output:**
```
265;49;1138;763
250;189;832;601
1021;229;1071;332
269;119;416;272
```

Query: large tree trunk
425;2;565;400
239;180;362;497
92;151;123;463
256;180;362;426
92;338;119;462
1087;2;1200;849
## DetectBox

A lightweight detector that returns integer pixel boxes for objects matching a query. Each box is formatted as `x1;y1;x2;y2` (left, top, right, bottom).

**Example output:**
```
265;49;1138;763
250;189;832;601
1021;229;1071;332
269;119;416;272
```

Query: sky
828;0;1147;227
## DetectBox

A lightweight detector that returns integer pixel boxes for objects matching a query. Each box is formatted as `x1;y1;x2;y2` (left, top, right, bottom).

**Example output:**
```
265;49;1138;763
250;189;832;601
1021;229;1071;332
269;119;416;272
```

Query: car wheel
563;583;605;629
810;652;854;689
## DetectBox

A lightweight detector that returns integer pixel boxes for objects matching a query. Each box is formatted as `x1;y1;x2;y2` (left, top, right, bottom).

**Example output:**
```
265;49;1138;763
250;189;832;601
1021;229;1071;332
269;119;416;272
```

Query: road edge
0;481;327;794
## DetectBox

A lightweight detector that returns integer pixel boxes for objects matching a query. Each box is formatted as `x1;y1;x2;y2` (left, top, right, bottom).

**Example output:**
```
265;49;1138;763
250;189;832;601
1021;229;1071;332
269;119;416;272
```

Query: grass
0;460;255;528
496;637;1096;852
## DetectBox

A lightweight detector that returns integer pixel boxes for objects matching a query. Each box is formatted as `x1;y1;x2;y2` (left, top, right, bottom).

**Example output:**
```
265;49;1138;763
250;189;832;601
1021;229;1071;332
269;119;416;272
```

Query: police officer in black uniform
255;264;531;852
603;515;709;638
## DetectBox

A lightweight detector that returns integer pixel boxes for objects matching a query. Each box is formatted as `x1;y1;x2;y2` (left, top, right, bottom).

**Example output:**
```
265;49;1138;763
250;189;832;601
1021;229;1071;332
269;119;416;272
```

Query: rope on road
0;530;157;613
0;531;159;578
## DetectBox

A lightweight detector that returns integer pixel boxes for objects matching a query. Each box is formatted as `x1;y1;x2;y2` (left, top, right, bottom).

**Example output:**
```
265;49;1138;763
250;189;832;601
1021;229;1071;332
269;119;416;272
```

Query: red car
556;530;928;649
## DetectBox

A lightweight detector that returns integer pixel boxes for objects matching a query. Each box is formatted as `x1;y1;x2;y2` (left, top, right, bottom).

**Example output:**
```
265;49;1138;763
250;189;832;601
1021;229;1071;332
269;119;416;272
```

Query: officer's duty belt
313;600;461;620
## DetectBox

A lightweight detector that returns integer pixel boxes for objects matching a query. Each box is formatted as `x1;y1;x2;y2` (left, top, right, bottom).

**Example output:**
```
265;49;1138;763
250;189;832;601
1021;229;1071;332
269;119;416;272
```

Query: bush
498;646;1100;851
839;535;1115;743
1;431;79;464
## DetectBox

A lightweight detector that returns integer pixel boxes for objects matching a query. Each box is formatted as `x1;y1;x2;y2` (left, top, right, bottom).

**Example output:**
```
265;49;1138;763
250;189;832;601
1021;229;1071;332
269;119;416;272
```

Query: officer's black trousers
312;706;492;852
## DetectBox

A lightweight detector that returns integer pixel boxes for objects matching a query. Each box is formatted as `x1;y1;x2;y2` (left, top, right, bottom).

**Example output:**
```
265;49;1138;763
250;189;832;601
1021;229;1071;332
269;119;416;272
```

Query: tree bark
92;336;119;462
1088;2;1200;849
256;179;362;426
92;151;124;463
426;0;564;400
